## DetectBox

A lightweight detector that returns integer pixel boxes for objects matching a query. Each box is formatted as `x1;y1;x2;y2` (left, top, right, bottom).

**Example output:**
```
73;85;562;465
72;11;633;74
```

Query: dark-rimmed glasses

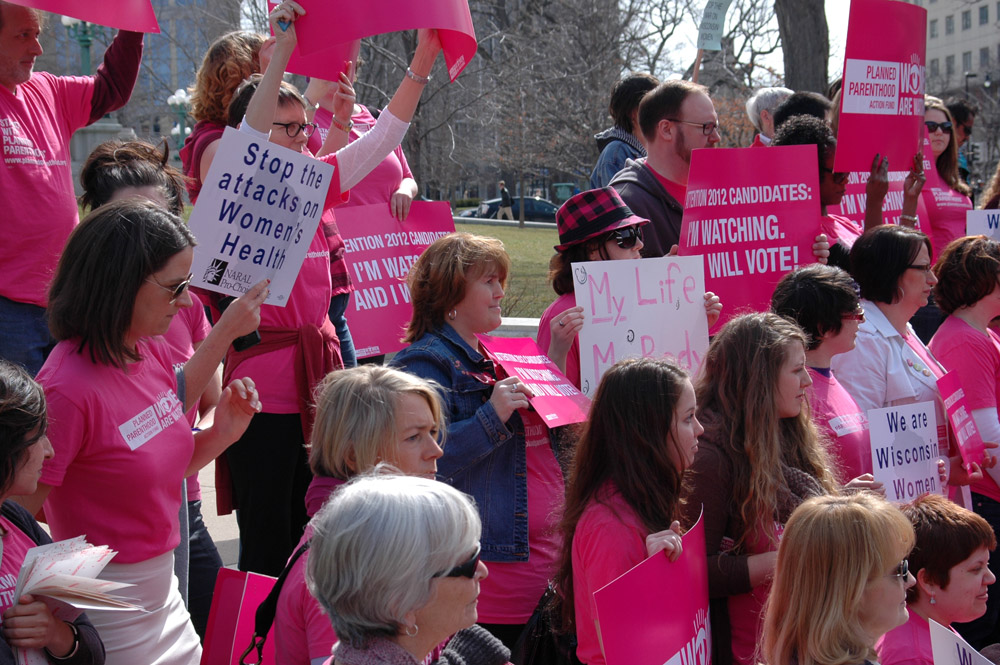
907;263;933;274
925;121;953;134
606;225;643;250
146;272;193;304
667;118;720;136
433;544;481;579
821;167;850;185
272;121;318;138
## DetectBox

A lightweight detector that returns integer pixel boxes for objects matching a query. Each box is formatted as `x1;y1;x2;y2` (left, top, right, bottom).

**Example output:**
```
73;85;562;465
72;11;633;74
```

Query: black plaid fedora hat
554;187;649;252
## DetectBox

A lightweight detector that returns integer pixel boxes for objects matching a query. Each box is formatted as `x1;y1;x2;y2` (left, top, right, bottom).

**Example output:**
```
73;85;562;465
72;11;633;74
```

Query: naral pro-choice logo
204;259;228;285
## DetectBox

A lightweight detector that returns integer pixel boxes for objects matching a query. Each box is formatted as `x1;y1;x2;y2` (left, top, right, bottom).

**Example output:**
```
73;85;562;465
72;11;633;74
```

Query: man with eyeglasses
609;80;720;258
945;97;977;186
0;2;144;376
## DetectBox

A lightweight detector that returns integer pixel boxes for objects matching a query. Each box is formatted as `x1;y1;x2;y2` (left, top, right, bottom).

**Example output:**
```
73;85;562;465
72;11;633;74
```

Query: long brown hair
926;97;971;197
694;312;836;549
555;357;691;629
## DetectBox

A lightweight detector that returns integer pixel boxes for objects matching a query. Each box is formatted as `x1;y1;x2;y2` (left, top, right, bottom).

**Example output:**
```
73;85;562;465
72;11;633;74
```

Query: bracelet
46;621;80;661
302;95;318;112
900;214;919;224
332;117;353;133
406;67;431;85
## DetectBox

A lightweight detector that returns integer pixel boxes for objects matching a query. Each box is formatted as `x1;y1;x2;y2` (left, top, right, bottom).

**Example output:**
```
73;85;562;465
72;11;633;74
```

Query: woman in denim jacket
392;233;565;649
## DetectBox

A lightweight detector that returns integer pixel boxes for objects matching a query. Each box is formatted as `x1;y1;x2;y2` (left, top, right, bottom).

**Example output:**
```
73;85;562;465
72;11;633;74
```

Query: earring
447;309;457;321
897;286;905;303
405;623;419;637
930;594;936;605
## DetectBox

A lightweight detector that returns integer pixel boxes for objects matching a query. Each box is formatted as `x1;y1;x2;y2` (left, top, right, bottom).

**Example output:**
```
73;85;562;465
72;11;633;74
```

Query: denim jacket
391;324;529;562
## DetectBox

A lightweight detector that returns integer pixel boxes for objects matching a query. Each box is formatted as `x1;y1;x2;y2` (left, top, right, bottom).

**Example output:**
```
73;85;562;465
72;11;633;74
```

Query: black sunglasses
893;559;909;579
924;121;953;134
821;167;849;185
433;544;481;579
273;121;318;138
606;225;643;250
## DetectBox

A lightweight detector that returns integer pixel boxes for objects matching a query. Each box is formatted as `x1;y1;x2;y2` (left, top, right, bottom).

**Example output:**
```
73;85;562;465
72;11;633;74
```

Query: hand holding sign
645;521;684;560
490;377;533;423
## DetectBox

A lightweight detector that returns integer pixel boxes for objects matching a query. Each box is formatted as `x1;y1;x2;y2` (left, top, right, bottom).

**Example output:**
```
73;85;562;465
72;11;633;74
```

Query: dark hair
0;361;46;495
773;92;832;130
80;140;187;216
826;78;843;101
933;236;1000;314
926;97;971;197
945;96;978;126
638;80;708;142
548;240;603;296
227;74;306;129
556;357;690;629
771;265;860;350
902;493;996;604
849;225;931;305
771;115;837;176
48;200;196;369
609;73;659;134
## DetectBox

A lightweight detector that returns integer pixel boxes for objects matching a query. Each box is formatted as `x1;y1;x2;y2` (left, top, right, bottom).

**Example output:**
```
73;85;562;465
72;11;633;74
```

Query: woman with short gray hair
306;474;509;665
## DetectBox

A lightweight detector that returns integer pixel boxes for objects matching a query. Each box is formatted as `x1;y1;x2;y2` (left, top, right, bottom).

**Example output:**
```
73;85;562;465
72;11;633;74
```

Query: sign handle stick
692;49;704;83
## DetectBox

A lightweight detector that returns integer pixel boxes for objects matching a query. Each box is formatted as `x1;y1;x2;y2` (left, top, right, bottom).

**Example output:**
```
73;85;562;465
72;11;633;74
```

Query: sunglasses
433;544;481;579
606;225;643;250
893;559;909;579
841;307;865;322
820;167;850;185
272;121;318;138
924;121;953;134
146;272;193;304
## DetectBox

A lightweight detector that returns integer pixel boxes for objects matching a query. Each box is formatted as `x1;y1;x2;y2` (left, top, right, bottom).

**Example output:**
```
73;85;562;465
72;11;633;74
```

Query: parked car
471;196;559;222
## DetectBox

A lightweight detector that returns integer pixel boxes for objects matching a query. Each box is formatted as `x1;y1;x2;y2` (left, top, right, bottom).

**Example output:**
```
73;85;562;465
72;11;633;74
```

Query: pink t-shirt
876;607;937;665
153;293;212;502
0;516;35;618
0;73;93;306
572;485;648;665
477;410;564;623
904;333;949;454
37;339;194;563
537;293;580;389
920;144;973;262
808;367;871;481
647;164;687;207
274;525;332;665
929;316;1000;502
820;213;862;249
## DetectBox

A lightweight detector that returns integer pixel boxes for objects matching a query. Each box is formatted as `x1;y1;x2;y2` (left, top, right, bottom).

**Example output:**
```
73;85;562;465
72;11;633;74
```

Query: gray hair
305;472;481;647
745;87;793;132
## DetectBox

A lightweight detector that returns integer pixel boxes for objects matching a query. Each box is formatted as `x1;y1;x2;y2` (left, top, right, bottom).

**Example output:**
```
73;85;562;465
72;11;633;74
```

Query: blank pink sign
7;0;158;32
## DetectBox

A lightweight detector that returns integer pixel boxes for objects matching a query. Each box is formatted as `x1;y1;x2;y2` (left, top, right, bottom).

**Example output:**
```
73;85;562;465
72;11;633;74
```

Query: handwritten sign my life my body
868;401;941;503
188;127;332;306
571;256;709;397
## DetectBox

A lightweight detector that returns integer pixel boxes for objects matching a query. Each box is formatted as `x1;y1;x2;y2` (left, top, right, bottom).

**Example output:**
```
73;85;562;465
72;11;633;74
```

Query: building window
963;51;973;71
982;47;991;69
962;10;971;29
930;58;940;77
946;54;955;76
930;19;938;37
946;15;955;34
981;5;989;24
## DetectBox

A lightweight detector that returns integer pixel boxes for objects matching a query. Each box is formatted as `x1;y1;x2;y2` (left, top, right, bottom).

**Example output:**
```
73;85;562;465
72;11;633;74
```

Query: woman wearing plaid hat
537;187;722;388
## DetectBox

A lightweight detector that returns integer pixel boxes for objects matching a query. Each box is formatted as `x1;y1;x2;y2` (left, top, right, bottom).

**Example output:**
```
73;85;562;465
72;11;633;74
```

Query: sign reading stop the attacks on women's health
834;0;927;172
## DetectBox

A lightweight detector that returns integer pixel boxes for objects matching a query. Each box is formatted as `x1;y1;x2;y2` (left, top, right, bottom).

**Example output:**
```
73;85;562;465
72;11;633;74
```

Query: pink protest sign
678;145;819;329
938;372;987;469
8;0;159;32
290;0;476;82
834;0;926;172
337;202;454;358
594;515;710;665
269;3;360;80
477;335;591;428
833;167;928;228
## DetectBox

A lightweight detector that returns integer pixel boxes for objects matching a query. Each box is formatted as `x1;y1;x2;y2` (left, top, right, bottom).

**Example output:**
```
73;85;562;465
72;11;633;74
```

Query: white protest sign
697;0;733;51
188;126;333;306
967;210;1000;241
572;256;709;397
868;401;942;503
930;619;993;665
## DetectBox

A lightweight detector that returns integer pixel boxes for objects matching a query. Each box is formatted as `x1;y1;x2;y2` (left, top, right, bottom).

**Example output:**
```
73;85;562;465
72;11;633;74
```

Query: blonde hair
309;365;445;479
762;494;915;665
403;233;511;344
189;31;265;125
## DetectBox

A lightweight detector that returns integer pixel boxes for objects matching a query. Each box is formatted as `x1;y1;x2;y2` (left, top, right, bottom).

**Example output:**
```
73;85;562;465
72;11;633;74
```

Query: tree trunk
774;0;829;93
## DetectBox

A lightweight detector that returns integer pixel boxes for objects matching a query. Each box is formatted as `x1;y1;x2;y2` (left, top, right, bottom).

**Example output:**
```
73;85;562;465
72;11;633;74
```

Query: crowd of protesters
5;1;1000;664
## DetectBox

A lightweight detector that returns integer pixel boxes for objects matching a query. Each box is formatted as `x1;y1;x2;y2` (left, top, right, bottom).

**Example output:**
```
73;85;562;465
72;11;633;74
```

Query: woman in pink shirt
555;357;703;665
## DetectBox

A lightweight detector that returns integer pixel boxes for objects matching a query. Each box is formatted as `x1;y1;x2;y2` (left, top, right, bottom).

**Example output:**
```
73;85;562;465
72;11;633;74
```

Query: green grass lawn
455;222;558;319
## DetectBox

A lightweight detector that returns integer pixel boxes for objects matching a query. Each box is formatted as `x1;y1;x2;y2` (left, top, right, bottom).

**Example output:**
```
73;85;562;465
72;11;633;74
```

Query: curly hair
933;235;1000;314
771;114;836;176
80;140;186;216
189;31;266;125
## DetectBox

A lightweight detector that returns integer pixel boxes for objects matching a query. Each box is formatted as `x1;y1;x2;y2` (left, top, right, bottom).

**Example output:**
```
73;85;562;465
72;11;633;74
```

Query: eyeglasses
959;123;974;135
606;225;643;250
433;544;481;579
145;272;193;304
924;121;953;134
820;167;850;185
907;263;934;274
842;307;865;322
892;559;909;579
272;121;318;138
667;118;720;136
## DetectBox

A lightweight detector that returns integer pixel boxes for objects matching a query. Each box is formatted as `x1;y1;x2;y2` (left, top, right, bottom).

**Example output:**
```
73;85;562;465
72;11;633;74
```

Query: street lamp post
60;17;93;76
167;89;191;150
965;71;978;94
